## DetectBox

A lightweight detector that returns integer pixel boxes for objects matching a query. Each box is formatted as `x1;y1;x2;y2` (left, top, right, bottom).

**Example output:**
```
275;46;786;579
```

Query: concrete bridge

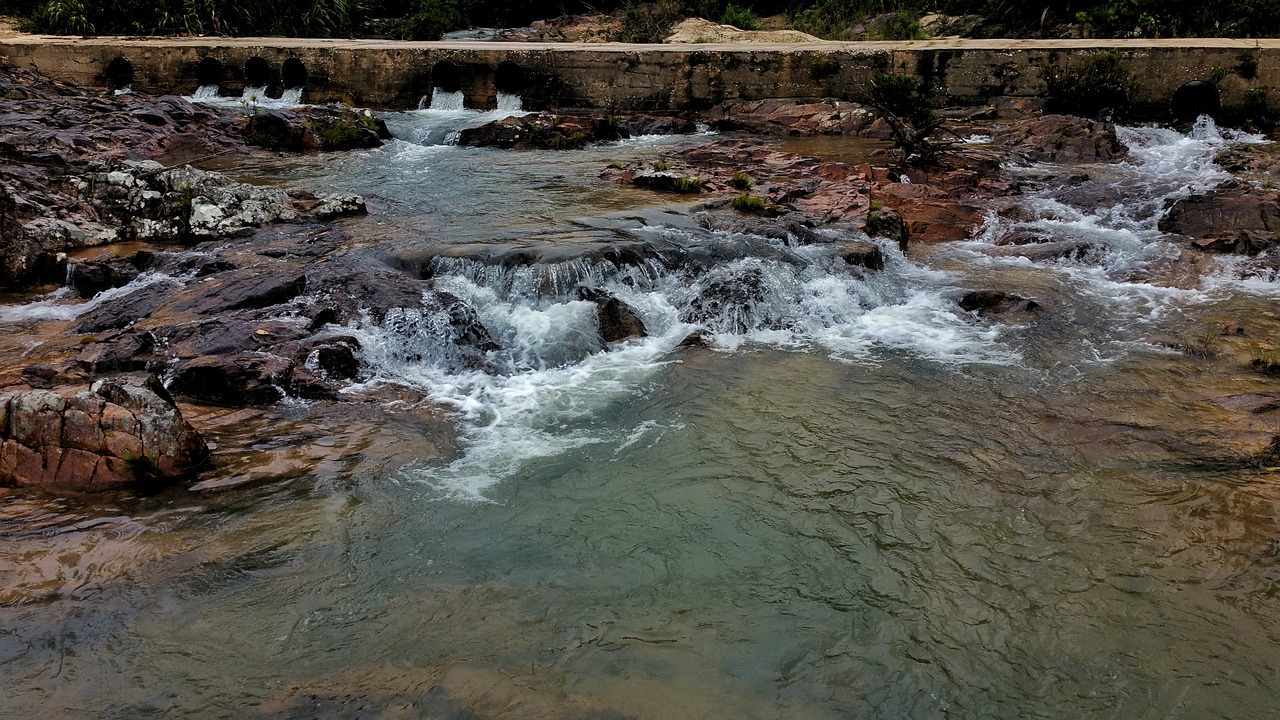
1;34;1277;115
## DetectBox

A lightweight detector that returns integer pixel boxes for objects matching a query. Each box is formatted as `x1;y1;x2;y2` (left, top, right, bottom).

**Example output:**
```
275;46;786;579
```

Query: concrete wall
2;36;1278;115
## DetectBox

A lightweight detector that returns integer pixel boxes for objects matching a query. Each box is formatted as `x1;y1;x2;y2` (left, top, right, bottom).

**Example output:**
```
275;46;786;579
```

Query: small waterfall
241;85;269;103
429;88;466;111
496;92;523;113
192;84;220;100
280;87;304;105
113;85;131;96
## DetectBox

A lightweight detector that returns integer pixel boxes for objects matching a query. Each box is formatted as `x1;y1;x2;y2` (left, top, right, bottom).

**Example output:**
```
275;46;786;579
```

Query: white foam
0;273;179;324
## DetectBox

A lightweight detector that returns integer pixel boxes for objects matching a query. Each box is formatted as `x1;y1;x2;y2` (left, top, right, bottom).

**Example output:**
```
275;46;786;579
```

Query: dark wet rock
678;330;710;348
632;170;702;193
990;115;1128;163
959;290;1043;322
74;331;156;375
1189;230;1279;256
682;267;770;334
299;336;362;380
1214;393;1280;414
243;107;389;152
69;256;141;298
74;280;178;333
863;207;908;252
994;229;1054;246
159;317;314;359
990;240;1095;263
579;288;647;343
437;291;501;359
624;115;698;136
457;114;628;150
186;272;308;314
169;353;296;406
0;374;208;490
1159;183;1280;242
832;241;885;271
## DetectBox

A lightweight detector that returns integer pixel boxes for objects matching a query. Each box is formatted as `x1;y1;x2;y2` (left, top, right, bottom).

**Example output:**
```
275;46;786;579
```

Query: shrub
732;193;766;214
721;3;759;31
653;158;669;171
621;0;684;43
870;10;923;40
861;72;949;166
1038;50;1137;119
396;0;469;40
728;171;752;189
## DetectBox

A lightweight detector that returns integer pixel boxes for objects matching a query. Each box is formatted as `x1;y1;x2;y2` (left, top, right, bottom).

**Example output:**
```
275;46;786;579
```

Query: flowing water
4;111;1280;718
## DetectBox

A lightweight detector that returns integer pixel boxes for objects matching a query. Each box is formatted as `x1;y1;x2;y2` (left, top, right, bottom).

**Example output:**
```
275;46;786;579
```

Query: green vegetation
1181;325;1221;359
1038;50;1138;119
861;72;948;166
652;158;670;171
7;0;1280;40
728;171;752;189
732;192;766;214
721;3;759;30
672;175;702;192
1249;341;1280;373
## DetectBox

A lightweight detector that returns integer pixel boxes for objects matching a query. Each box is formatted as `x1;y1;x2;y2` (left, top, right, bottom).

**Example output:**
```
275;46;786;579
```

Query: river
2;104;1279;718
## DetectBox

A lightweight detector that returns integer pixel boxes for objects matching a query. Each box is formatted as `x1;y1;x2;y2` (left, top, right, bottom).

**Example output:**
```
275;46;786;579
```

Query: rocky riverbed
3;64;1280;495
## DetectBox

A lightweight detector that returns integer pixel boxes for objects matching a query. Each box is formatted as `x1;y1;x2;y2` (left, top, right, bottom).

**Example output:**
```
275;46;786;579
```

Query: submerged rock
959;290;1042;322
457;114;628;150
831;241;885;271
0;374;208;490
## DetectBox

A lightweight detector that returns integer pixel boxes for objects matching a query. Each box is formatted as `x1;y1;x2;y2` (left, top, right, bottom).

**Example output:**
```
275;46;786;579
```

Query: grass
732;193;766;215
1249;341;1280;373
672;175;701;193
652;159;669;172
728;171;752;190
1180;325;1221;359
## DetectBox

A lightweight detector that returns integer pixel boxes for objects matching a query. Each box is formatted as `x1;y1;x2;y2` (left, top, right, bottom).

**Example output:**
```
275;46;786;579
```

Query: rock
169;353;296;406
623;115;698;136
632;170;702;193
705;99;876;136
832;241;885;271
74;280;177;333
959;291;1042;322
0;374;207;490
186;272;308;315
863;207;909;252
74;331;156;375
578;288;647;343
310;194;367;219
300;337;362;380
665;18;820;43
682;267;770;334
990;115;1129;163
990;240;1095;262
1159;183;1280;241
1189;230;1279;255
457;114;628;150
69;256;140;298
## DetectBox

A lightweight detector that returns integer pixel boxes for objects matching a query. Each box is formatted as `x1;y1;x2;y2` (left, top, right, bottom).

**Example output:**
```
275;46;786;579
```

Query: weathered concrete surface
1;35;1278;113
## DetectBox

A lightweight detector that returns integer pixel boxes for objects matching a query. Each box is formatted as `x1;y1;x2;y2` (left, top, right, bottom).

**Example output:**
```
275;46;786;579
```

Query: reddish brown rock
705;100;876;136
457;114;628;150
990;115;1128;163
1159;182;1280;242
0;374;208;491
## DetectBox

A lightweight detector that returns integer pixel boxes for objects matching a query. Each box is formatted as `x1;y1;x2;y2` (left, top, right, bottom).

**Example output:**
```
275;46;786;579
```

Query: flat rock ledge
0;375;208;491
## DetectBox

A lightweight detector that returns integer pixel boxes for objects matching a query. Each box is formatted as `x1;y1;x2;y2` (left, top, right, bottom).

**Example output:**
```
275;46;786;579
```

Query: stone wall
1;37;1277;115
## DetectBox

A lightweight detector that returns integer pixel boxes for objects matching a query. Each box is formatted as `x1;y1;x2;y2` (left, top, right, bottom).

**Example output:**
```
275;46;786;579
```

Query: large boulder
990;115;1128;163
0;374;208;490
578;287;647;344
169;353;296;406
457;114;628;150
1159;182;1280;243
